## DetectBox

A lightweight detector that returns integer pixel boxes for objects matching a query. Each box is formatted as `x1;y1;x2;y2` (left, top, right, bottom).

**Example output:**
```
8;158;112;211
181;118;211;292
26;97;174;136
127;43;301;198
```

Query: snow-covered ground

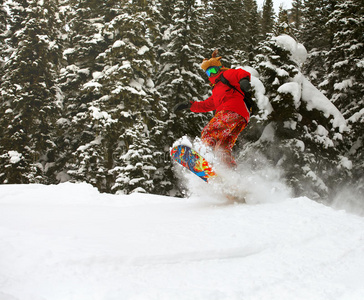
1;182;364;300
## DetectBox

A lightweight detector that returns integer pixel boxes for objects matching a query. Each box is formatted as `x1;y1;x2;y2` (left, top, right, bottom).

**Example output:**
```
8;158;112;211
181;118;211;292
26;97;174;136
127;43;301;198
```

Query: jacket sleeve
190;95;216;113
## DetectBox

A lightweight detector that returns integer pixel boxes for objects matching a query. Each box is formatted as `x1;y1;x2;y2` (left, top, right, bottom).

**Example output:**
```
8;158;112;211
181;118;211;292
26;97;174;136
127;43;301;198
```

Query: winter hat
201;49;229;72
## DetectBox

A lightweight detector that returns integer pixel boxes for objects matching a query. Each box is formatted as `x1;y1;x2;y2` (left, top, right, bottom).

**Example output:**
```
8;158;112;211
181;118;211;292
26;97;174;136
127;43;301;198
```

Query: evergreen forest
0;0;363;203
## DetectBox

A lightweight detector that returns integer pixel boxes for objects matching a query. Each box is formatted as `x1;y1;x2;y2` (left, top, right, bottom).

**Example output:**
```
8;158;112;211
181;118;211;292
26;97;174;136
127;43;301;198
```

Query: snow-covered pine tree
198;0;261;65
0;0;9;71
0;0;63;184
154;0;210;195
109;1;168;195
156;0;207;117
299;0;336;88
240;0;262;63
66;1;164;194
111;115;158;194
58;0;118;189
274;7;293;36
153;0;175;67
326;0;364;115
325;0;364;196
241;34;347;200
204;0;243;63
150;0;182;195
0;0;9;139
290;0;303;32
261;0;275;38
57;0;113;176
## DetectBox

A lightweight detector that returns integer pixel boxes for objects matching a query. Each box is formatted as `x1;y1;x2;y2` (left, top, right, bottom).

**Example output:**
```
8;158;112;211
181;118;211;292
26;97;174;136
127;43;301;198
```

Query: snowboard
170;145;217;182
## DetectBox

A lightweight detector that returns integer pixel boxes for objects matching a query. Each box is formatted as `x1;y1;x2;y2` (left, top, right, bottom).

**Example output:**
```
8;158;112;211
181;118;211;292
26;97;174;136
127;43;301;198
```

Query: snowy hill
1;182;364;300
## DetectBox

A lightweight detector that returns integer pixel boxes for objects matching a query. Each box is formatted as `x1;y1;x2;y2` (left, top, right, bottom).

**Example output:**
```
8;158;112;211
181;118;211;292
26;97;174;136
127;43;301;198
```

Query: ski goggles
205;66;221;77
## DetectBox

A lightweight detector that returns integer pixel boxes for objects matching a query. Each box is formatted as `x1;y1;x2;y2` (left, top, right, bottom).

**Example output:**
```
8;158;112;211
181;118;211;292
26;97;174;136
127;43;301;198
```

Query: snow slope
1;182;364;300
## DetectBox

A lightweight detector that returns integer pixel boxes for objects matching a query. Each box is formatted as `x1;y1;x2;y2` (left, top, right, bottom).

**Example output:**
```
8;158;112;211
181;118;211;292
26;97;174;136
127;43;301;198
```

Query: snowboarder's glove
240;76;253;114
239;76;251;94
173;101;193;113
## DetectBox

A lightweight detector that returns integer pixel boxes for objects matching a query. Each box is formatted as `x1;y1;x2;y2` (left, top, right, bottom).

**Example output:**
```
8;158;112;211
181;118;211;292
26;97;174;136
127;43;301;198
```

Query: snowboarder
173;50;252;168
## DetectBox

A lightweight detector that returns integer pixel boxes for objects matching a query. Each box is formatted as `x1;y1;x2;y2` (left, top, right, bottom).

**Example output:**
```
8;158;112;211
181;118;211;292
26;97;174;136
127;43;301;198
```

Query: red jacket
190;68;251;122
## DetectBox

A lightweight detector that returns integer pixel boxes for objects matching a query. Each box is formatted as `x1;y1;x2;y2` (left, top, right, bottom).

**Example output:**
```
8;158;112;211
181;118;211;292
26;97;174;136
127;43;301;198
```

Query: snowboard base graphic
170;145;216;182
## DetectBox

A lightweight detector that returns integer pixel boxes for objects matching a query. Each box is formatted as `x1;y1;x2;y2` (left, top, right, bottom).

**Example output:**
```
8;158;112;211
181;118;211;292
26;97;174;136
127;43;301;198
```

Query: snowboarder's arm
190;95;216;113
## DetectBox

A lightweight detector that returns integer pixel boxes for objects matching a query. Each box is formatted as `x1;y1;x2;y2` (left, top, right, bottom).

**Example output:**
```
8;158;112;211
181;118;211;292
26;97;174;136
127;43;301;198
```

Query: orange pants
201;110;247;167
